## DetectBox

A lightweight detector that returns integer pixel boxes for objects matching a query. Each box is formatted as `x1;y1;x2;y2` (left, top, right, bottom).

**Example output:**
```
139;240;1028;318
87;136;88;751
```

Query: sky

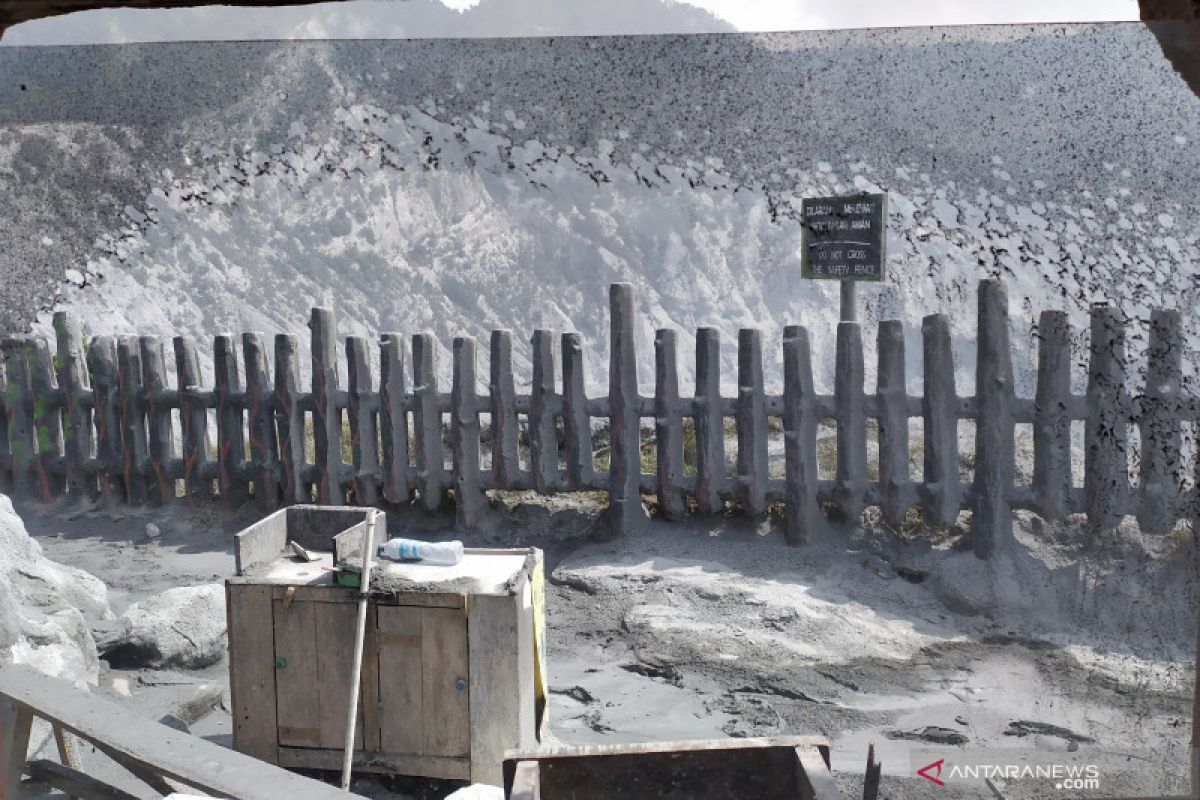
0;0;1140;46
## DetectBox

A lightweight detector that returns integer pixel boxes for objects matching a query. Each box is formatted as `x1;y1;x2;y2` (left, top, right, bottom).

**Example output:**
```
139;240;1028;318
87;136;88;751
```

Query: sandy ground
14;493;1196;799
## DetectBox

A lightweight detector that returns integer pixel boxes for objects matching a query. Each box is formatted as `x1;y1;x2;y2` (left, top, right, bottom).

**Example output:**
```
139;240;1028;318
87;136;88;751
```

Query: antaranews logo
916;758;1100;791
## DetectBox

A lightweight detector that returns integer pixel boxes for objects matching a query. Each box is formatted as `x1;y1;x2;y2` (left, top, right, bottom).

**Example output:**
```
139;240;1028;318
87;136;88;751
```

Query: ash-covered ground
15;484;1195;799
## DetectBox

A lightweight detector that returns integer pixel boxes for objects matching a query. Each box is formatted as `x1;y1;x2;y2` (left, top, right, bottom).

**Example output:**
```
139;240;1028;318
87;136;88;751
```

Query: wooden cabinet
225;510;544;786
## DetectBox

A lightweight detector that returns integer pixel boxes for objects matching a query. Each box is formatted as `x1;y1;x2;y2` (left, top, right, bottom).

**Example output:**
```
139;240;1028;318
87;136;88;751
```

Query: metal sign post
801;193;888;321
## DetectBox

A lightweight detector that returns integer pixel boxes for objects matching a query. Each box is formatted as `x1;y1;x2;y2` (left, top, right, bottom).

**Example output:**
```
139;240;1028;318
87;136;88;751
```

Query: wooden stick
737;328;768;516
654;329;685;520
340;509;378;790
973;279;1013;559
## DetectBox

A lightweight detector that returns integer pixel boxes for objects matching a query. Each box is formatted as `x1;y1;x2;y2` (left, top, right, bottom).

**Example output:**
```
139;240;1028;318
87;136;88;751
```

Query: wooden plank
245;333;281;510
562;332;593;491
29;338;66;500
227;584;279;763
1;339;36;498
835;322;867;522
422;606;470;758
273;334;307;506
310;308;344;505
608;283;641;536
140;336;174;505
783;326;819;545
173;337;212;504
269;584;465;608
469;593;528;785
53;723;79;770
794;744;841;800
1032;310;1071;521
1138;309;1182;534
314;601;365;750
489;330;520;489
276;747;471;781
737;328;768;516
0;664;357;799
1;696;33;799
1085;305;1128;530
380;333;411;504
529;330;557;494
509;760;541;800
973;279;1014;559
505;736;833;799
360;603;381;754
0;356;9;494
87;336;124;508
24;759;139;800
232;509;287;575
654;329;685;520
452;337;484;528
695;327;725;514
346;335;379;506
412;333;444;511
922;314;961;526
116;336;149;506
877;320;910;526
377;605;424;755
272;597;321;748
53;312;96;501
214;335;249;509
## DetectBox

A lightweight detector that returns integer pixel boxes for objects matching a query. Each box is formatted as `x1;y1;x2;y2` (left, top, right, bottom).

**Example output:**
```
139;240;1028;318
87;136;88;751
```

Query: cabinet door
273;598;368;750
377;605;470;757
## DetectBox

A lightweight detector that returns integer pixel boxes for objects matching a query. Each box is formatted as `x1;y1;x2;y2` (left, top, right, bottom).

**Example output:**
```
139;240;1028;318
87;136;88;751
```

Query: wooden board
469;592;527;785
421;607;470;757
272;598;321;748
276;747;471;781
503;737;836;800
377;605;425;755
0;665;359;800
314;601;365;750
227;583;278;763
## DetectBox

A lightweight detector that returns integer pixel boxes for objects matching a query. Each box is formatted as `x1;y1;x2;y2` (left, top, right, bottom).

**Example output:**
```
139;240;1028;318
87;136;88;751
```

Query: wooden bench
502;736;845;799
0;664;361;799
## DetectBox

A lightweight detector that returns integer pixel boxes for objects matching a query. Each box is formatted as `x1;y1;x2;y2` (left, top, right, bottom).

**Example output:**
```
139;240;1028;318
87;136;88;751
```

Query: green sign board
801;193;888;281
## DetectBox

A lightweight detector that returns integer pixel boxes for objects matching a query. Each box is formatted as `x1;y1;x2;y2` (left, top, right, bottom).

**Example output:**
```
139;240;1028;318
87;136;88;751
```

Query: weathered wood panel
694;327;725;514
53;313;95;499
1138;309;1182;534
377;605;424;755
877;320;910;526
452;337;483;529
973;279;1014;559
654;329;685;520
29;338;65;500
87;336;124;507
380;333;411;505
489;330;519;488
413;333;444;511
310;308;343;505
921;314;961;526
227;583;278;764
783;326;819;545
835;322;867;522
214;335;249;509
1032;310;1071;521
562;332;592;490
421;606;470;757
245;333;280;510
1085;306;1128;530
117;336;149;506
608;283;641;536
529;330;557;494
737;328;768;516
274;334;307;506
140;336;174;505
346;336;379;507
174;336;212;504
1;338;35;497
